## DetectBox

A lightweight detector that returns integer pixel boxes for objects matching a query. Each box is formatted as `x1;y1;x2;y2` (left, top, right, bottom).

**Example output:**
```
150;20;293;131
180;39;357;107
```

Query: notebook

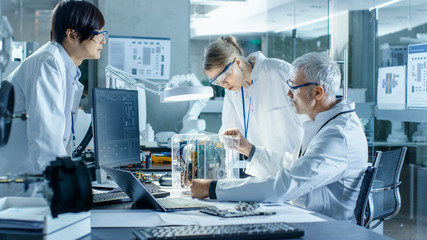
102;166;212;211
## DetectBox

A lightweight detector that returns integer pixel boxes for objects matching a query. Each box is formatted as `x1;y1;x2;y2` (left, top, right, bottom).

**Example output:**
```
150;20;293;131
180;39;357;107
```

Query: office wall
96;0;191;133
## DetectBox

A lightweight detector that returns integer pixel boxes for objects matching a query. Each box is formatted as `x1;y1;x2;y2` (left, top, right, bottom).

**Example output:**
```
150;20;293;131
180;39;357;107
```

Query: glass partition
375;1;426;239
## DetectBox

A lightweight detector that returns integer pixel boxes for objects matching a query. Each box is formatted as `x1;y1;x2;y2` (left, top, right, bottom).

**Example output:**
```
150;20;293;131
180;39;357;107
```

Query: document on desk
161;202;326;226
91;209;199;228
91;202;325;228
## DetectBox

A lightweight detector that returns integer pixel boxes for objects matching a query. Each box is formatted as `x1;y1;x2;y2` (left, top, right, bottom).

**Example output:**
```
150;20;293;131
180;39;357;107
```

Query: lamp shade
160;86;213;102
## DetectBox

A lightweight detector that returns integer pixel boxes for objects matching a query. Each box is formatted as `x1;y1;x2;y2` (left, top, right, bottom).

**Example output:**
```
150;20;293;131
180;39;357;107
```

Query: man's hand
191;179;212;199
222;128;253;157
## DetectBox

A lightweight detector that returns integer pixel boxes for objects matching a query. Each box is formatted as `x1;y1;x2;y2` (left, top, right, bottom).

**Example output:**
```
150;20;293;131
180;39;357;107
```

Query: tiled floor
382;163;427;240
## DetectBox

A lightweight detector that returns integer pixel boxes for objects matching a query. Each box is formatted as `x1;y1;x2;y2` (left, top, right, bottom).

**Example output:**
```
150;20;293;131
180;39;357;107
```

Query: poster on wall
377;66;406;110
407;43;427;109
108;36;171;81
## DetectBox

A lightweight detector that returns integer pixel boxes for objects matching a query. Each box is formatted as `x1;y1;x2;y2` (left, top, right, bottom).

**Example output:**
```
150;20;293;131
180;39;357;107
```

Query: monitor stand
91;179;118;190
92;168;118;189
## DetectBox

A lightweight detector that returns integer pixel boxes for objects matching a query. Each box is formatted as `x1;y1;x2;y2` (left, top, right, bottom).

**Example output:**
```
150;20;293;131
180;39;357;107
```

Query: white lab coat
0;42;83;197
215;100;368;221
219;51;304;178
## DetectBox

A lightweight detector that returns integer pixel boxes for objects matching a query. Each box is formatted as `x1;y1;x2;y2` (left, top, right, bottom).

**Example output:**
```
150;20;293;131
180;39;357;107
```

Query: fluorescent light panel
369;0;402;11
274;11;348;33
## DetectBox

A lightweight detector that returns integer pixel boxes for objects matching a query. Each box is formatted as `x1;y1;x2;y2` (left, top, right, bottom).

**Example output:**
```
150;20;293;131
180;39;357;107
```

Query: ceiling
189;0;427;39
2;0;427;41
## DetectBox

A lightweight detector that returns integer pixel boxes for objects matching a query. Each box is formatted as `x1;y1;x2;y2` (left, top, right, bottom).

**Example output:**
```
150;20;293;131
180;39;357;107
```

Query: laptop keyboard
93;185;170;206
93;191;131;205
143;182;170;198
132;222;304;240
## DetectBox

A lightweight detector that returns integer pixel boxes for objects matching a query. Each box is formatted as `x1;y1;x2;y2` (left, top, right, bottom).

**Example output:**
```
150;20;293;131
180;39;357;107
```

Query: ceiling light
369;0;402;11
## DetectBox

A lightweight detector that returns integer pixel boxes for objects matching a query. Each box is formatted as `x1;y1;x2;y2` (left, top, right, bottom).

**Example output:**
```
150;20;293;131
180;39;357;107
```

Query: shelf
375;107;427;123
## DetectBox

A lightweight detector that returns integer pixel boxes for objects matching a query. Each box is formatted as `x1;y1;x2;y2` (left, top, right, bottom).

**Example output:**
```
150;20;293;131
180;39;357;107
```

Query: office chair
354;151;381;227
368;147;407;229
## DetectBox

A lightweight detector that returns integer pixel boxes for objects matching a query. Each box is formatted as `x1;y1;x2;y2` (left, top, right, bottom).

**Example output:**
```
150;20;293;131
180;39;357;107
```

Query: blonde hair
202;36;245;71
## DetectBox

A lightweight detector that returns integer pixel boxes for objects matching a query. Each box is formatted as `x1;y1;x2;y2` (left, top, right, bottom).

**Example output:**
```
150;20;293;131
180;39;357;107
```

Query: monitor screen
92;88;140;173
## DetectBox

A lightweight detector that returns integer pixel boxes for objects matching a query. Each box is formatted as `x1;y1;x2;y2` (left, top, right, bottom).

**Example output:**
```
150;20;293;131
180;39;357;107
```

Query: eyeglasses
209;60;235;86
285;79;319;95
90;30;108;43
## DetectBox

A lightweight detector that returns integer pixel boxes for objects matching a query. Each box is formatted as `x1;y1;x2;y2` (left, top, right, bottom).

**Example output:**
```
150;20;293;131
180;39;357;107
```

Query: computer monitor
92;88;140;183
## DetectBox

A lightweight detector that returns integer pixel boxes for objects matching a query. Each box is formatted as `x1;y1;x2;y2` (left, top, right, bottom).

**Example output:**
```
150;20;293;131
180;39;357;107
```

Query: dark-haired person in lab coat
192;52;368;221
0;0;106;197
203;36;304;178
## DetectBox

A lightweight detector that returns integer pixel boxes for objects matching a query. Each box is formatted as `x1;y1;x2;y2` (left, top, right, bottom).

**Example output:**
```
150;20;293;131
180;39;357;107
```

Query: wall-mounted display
108;36;171;80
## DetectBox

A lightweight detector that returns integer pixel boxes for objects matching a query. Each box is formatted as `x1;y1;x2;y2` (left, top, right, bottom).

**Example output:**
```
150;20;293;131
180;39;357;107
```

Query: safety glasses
90;30;108;43
285;79;319;95
209;60;235;86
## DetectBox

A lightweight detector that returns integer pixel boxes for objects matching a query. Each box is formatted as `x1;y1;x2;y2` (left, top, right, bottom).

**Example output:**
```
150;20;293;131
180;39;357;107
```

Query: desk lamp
105;65;213;133
105;65;213;102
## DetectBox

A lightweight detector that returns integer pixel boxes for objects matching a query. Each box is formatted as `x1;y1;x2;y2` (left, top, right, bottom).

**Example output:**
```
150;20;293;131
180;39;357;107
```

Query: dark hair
50;0;105;44
202;36;244;71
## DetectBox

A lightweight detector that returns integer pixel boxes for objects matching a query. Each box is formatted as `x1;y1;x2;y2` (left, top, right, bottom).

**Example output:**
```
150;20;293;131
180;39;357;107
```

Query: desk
85;201;393;240
87;221;392;240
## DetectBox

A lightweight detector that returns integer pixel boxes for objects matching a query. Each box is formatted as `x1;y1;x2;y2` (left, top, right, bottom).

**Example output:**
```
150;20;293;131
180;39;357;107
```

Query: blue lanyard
71;112;76;148
298;109;355;157
241;60;254;138
241;89;251;138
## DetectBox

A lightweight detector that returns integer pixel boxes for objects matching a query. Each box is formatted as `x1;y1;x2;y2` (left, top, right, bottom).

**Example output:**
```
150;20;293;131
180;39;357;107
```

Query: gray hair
292;52;341;100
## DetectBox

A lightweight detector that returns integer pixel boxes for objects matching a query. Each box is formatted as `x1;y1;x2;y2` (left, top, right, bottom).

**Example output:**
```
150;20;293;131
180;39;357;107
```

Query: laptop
102;166;212;212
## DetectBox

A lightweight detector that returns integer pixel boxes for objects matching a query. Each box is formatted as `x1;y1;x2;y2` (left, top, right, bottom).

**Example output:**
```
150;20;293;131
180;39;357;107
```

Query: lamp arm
105;65;165;94
183;98;209;121
167;73;202;87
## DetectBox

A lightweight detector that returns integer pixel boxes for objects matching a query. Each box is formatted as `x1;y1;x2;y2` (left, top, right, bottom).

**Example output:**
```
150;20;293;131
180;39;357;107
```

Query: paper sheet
91;210;188;228
90;202;325;228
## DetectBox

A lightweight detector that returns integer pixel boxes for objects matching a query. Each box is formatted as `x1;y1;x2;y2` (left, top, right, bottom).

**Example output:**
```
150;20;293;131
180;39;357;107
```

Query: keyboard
143;182;170;198
92;185;170;206
92;191;131;205
132;222;304;240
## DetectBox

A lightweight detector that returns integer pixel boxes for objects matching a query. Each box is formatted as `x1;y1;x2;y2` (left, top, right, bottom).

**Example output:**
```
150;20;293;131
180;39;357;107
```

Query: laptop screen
92;88;140;169
102;166;212;211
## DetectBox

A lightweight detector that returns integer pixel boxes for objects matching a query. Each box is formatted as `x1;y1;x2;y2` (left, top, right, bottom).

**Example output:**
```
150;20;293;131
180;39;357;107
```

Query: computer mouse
159;173;172;186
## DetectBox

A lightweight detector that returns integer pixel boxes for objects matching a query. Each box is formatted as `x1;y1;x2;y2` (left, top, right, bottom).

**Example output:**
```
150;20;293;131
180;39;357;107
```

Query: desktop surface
85;197;394;240
86;219;393;240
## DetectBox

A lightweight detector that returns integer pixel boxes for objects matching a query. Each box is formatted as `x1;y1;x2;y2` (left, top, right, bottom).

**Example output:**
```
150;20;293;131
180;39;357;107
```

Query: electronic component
171;134;240;189
200;206;275;218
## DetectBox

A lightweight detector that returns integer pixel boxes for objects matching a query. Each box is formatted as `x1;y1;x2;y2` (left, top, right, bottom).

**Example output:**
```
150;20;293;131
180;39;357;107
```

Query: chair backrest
354;151;381;227
370;147;407;225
